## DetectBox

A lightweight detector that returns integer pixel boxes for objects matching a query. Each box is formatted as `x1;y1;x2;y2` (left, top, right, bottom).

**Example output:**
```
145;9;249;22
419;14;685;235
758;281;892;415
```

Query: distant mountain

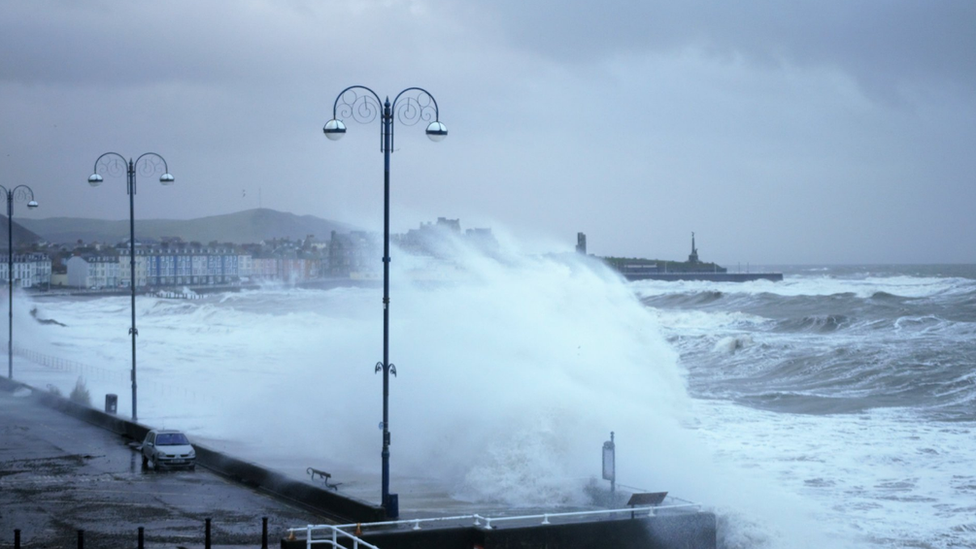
19;209;358;246
0;216;44;248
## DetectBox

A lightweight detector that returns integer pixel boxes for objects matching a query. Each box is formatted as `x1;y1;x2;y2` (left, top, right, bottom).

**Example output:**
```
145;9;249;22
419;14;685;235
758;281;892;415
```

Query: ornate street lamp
324;86;447;518
88;153;174;421
1;185;38;379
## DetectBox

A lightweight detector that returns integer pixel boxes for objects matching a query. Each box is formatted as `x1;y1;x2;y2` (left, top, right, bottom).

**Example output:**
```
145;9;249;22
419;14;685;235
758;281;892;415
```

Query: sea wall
281;513;716;549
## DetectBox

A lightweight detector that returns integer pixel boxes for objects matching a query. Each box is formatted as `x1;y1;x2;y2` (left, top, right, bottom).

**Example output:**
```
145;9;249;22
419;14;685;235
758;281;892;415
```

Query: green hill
19;208;357;245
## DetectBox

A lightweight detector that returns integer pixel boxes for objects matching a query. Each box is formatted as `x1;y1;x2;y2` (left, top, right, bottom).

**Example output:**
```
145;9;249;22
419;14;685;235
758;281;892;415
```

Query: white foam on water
631;273;973;300
693;399;976;548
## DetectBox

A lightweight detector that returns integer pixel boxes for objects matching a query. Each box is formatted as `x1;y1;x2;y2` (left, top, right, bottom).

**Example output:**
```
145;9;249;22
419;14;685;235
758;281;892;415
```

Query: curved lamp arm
0;185;39;210
323;85;383;144
88;152;175;189
324;86;447;149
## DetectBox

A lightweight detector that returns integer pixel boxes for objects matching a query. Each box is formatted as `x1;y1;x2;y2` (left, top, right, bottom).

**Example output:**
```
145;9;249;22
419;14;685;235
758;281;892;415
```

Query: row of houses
65;247;246;289
0;254;53;288
6;219;496;290
62;246;331;289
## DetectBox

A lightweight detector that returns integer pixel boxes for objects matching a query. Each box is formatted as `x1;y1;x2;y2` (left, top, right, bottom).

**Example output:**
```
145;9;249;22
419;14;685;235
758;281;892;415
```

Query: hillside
19;209;357;245
0;216;44;248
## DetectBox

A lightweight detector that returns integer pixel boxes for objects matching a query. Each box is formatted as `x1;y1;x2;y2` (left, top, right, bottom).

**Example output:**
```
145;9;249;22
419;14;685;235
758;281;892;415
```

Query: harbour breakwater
624;272;783;282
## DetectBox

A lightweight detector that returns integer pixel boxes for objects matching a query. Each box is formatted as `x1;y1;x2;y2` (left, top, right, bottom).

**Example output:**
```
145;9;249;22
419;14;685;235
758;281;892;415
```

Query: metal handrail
287;501;702;545
464;502;701;530
296;524;382;549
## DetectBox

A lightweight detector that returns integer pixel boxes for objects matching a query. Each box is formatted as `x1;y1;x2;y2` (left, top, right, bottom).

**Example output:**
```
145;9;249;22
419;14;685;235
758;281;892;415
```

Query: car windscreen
156;433;190;446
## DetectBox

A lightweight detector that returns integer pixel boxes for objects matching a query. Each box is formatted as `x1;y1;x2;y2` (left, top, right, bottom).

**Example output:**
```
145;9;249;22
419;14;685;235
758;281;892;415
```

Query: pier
624;272;783;282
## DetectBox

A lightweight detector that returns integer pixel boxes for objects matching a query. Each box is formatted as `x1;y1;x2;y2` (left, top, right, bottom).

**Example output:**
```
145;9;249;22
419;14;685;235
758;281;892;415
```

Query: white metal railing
287;501;701;547
290;524;382;549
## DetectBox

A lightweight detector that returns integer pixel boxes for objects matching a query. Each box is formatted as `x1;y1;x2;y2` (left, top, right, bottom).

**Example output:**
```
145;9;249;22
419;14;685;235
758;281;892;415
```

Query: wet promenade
0;387;329;548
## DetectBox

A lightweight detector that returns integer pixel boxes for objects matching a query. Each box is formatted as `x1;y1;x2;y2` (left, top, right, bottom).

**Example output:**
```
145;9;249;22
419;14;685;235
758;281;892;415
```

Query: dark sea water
639;264;975;419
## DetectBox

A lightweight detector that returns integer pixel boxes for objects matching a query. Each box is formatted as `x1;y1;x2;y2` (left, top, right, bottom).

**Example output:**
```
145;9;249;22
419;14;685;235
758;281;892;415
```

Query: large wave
20;235;703;510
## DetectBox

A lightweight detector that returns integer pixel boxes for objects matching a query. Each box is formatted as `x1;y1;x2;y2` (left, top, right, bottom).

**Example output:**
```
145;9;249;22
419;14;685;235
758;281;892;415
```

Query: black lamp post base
383;493;399;519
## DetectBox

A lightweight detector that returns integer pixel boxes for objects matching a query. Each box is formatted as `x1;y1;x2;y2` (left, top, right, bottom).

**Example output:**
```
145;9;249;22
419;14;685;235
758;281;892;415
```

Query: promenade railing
288;500;701;547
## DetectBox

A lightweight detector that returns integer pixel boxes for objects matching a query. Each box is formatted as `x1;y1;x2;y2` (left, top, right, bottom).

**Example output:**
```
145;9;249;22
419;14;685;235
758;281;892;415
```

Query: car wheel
141;455;148;468
153;458;160;471
189;464;196;471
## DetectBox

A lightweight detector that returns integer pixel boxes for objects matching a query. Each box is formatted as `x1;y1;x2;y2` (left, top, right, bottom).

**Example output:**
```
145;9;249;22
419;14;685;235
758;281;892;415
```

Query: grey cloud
473;0;976;103
0;0;431;88
1;0;974;263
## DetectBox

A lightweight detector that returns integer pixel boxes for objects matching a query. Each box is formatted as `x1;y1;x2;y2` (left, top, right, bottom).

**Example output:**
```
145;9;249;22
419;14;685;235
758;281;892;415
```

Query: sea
8;247;975;549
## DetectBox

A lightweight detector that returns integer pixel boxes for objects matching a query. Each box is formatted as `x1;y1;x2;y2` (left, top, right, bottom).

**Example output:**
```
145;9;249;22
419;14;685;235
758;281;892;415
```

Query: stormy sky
1;0;973;264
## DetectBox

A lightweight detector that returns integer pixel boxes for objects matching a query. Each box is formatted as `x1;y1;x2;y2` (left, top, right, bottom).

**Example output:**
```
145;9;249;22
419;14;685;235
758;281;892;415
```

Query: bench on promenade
626;491;668;518
307;467;341;491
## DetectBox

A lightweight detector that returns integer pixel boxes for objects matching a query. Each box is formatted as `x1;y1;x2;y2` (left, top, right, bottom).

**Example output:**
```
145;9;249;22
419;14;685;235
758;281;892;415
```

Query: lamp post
88;153;174;421
324;86;447;517
2;185;38;379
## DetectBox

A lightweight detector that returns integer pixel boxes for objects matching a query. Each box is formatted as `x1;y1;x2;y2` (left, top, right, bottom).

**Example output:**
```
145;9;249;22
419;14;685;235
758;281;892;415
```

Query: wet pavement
0;389;332;548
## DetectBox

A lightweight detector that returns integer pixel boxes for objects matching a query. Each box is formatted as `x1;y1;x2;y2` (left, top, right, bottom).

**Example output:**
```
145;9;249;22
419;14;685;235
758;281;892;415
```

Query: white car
141;429;196;470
